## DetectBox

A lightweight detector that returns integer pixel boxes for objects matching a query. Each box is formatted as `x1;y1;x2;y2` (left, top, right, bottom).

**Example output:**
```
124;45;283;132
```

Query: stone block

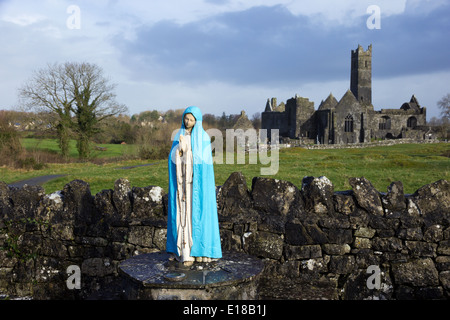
391;258;439;286
333;193;355;215
244;231;284;260
285;222;311;245
411;179;450;227
301;176;334;214
439;271;450;290
328;228;353;244
423;225;444;242
354;226;376;238
437;240;450;255
216;172;253;219
300;258;328;273
349;177;383;216
128;226;154;247
397;227;423;241
381;181;406;212
251;177;302;217
131;186;165;221
322;243;351;255
435;256;450;271
285;244;322;260
328;255;356;274
353;237;371;249
82;258;114;277
405;241;437;258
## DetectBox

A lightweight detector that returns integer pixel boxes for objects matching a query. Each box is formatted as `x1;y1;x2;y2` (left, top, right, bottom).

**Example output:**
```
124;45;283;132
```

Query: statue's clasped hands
179;134;186;156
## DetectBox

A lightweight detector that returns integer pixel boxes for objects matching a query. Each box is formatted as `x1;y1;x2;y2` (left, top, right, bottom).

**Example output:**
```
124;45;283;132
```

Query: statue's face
184;113;196;130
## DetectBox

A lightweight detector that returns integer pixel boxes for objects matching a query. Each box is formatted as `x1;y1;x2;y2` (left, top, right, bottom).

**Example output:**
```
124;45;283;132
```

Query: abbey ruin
262;45;430;145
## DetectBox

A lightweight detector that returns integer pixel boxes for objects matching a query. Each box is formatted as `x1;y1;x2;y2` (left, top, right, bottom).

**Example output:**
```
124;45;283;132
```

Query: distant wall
0;174;449;300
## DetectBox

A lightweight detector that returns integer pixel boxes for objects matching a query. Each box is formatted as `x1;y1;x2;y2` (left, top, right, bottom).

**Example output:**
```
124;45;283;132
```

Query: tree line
1;62;261;165
2;61;447;166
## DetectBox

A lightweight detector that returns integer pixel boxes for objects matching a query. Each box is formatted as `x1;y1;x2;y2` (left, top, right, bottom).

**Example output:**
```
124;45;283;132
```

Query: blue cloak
166;106;222;259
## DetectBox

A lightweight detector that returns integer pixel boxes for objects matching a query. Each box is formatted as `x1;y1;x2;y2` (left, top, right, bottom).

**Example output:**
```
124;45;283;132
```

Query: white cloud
1;13;46;26
285;0;407;27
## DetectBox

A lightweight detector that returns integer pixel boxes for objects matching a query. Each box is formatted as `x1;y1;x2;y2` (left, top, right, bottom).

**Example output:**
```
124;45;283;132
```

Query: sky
0;0;449;120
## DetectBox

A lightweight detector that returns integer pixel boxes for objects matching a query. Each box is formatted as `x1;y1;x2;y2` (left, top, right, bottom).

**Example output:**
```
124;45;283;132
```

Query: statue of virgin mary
167;106;222;265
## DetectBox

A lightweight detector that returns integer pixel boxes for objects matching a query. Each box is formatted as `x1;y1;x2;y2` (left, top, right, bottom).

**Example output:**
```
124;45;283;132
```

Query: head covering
166;106;222;258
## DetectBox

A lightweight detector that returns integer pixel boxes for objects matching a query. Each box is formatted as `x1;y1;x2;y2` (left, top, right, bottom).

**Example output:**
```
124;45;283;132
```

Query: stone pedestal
118;251;264;300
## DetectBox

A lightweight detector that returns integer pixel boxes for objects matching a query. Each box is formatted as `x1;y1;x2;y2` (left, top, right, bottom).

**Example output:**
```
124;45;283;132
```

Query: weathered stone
0;181;13;219
305;224;328;244
63;180;95;232
411;179;450;227
328;228;352;244
285;244;322;260
423;225;444;242
391;258;439;286
93;189;116;234
220;229;236;252
439;271;450;290
354;226;376;238
369;215;399;230
300;258;328;273
319;216;350;229
353;237;371;249
435;256;450;271
131;186;165;222
10;184;45;219
251;177;303;233
397;227;423;241
278;260;300;277
354;248;380;268
342;268;393;300
113;178;132;217
372;237;403;252
301;176;334;214
333;193;355;215
405;241;437;258
349;177;383;216
258;273;339;300
82;258;114;277
322;243;351;255
217;172;253;219
128;226;154;247
401;198;423;227
244;231;284;260
348;208;370;229
381;181;406;213
251;177;302;217
152;228;167;251
437;240;450;255
285;222;311;245
329;255;356;274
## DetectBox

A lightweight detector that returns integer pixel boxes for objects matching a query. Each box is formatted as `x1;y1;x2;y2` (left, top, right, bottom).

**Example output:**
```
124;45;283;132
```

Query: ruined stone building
262;45;429;145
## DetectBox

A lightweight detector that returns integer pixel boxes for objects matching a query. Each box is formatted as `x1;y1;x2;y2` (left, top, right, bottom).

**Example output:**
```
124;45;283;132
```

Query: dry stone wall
0;174;449;300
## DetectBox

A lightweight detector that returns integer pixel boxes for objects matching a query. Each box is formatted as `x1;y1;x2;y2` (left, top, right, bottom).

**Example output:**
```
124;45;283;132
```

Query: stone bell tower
350;44;372;105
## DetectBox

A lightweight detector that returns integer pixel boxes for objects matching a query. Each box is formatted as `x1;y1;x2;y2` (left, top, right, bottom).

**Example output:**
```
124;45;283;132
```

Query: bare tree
251;112;261;129
19;63;74;157
64;62;127;159
19;62;127;159
438;93;450;120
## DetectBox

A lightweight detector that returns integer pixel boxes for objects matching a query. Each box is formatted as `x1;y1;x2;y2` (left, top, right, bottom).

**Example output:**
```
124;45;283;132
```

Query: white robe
175;131;194;262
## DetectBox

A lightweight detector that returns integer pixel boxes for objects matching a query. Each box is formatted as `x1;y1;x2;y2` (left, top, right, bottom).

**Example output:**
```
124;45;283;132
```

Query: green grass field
0;139;448;195
20;138;137;159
